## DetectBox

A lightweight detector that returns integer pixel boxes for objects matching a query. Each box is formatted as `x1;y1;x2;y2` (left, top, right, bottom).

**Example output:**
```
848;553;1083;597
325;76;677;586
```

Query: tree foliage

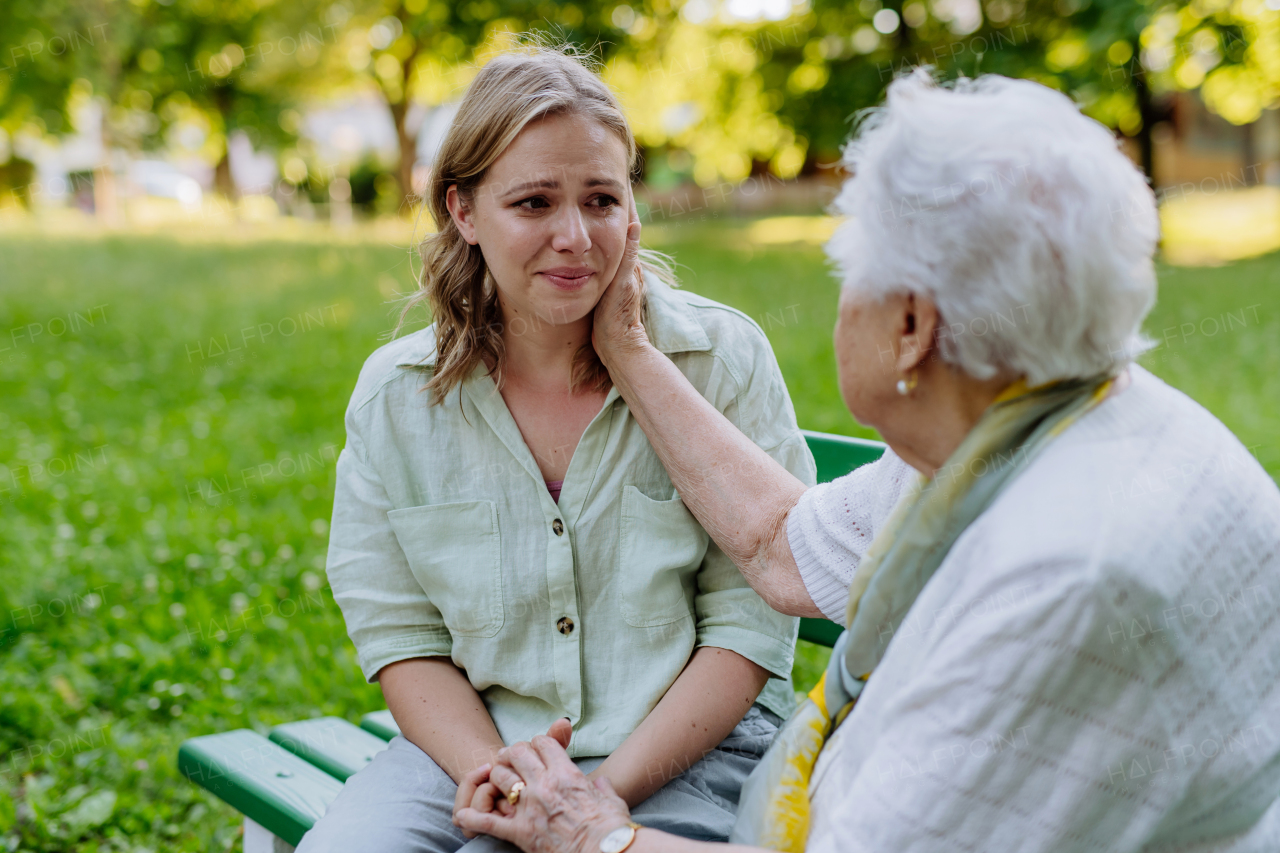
1;0;1274;202
1152;0;1279;125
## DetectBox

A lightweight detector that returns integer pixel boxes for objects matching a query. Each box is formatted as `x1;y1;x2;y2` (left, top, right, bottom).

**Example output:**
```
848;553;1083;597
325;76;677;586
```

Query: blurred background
1;0;1278;850
1;0;1278;246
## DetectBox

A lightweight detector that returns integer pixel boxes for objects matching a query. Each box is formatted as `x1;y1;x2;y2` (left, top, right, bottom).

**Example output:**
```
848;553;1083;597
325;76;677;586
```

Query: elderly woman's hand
451;720;572;836
592;197;648;370
454;733;633;853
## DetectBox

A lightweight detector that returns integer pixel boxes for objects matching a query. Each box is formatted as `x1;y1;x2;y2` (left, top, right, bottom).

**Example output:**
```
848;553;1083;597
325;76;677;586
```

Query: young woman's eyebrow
501;179;559;198
499;176;624;199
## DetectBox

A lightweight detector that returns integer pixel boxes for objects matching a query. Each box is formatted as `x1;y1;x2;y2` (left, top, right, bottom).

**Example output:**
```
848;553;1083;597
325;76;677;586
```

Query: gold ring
506;781;525;806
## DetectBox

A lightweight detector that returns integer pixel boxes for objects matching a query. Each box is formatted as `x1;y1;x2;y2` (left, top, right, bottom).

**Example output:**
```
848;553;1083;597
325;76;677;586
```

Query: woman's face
448;112;631;329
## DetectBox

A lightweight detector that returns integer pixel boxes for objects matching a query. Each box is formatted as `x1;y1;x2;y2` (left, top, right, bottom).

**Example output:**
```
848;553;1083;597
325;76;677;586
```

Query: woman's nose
549;206;591;254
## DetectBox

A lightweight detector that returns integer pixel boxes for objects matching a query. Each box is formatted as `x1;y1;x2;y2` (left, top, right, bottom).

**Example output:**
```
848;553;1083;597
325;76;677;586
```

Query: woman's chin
527;291;601;327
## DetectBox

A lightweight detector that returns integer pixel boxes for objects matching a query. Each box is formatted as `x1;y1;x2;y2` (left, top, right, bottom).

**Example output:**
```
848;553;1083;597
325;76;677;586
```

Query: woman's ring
506;780;526;806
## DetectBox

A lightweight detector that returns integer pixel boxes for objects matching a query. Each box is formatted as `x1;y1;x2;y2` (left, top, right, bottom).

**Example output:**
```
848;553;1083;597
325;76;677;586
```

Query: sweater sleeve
787;450;917;624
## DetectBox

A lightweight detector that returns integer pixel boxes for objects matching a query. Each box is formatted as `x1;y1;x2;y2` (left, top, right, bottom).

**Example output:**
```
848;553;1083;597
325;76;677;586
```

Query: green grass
1;220;1276;851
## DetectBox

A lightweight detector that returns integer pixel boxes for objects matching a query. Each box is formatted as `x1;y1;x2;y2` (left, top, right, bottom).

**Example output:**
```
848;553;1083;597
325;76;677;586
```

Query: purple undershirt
546;480;563;503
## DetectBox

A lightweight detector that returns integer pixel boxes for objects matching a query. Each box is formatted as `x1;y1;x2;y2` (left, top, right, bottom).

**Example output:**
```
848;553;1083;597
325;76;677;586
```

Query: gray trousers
296;705;781;853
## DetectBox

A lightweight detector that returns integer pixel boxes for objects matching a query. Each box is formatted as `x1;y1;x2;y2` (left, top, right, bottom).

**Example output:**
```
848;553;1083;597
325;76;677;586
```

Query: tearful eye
591;195;620;209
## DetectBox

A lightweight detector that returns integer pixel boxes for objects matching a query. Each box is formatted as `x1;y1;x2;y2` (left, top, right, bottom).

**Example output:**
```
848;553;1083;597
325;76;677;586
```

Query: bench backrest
797;431;886;647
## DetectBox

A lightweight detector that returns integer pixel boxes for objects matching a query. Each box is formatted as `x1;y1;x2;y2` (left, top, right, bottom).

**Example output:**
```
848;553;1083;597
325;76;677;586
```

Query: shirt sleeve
787;450;917;624
691;329;816;710
326;412;452;682
806;566;1164;853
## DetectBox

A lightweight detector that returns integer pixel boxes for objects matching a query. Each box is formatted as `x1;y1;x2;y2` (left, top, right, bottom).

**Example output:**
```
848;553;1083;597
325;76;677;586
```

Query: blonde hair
404;43;671;403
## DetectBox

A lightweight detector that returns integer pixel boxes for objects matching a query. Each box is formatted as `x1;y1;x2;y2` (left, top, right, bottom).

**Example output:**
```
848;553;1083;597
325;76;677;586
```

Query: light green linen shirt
326;278;816;757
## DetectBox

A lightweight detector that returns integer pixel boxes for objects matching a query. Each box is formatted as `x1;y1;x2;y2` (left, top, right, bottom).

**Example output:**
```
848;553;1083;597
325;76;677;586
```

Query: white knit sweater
788;366;1280;852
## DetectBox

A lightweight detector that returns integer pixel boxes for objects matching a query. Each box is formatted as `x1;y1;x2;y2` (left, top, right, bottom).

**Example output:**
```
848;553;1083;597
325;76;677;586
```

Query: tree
329;0;665;212
0;0;315;216
1150;0;1277;128
604;15;814;184
743;0;1197;180
0;0;94;138
123;0;318;200
0;0;144;219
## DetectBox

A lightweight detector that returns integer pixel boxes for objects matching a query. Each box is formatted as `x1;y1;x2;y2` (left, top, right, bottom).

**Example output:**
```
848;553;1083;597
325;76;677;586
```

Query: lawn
1;217;1277;851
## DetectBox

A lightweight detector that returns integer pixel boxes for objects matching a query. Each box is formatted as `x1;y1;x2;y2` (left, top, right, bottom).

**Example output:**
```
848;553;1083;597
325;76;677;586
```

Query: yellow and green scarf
730;375;1114;851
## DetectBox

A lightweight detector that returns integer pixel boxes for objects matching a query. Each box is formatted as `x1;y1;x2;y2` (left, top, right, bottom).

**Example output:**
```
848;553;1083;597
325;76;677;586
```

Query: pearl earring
896;370;918;396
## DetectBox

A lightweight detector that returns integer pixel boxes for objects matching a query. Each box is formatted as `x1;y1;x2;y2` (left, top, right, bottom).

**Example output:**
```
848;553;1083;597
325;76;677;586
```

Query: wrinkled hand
451;720;574;838
592;196;649;370
455;731;632;853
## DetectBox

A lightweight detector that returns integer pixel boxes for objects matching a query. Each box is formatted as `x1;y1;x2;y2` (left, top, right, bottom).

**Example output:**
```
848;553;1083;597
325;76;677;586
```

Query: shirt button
557;616;574;635
552;519;564;536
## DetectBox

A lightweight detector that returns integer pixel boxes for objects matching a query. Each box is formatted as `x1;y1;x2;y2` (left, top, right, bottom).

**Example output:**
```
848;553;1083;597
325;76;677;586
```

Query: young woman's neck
499;311;594;390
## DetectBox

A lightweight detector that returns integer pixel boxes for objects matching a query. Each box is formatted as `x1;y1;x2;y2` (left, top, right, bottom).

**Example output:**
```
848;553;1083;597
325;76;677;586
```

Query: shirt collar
644;275;713;355
395;275;711;371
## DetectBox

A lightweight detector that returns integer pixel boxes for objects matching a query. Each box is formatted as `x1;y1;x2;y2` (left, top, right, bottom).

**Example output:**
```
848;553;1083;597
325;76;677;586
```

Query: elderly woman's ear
892;293;941;376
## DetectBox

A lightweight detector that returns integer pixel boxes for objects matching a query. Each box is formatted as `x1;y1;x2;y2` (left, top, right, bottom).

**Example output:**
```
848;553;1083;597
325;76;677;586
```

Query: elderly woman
453;71;1280;852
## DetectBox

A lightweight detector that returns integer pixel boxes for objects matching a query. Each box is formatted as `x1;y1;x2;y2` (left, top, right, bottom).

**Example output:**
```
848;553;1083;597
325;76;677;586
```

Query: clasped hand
452;720;633;853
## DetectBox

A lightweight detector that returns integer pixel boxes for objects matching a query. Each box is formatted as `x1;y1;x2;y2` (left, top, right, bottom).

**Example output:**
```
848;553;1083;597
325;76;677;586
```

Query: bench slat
803;430;885;483
360;709;401;741
270;717;390;781
178;729;342;846
798;618;843;648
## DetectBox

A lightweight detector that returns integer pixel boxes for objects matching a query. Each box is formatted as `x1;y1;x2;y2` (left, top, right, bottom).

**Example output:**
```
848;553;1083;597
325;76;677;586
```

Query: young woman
297;46;816;853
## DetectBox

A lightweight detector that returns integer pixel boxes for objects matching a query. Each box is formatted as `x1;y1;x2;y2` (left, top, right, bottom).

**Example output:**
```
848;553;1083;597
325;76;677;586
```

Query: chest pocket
388;500;504;638
618;485;710;627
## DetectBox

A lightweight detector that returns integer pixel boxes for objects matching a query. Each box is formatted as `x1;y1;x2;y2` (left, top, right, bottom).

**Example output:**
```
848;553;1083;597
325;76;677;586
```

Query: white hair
827;69;1159;385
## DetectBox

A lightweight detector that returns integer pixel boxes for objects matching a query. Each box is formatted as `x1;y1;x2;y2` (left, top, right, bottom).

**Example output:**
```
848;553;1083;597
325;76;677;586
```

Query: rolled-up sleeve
692;326;817;702
327;415;452;682
787;450;918;624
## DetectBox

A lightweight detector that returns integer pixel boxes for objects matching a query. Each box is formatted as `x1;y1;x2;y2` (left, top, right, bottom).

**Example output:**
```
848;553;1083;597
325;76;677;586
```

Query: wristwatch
599;822;643;853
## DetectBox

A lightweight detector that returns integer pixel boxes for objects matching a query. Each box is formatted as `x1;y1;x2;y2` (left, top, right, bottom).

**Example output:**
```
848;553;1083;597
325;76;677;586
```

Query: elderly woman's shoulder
1107;366;1275;501
931;369;1278;685
976;365;1279;591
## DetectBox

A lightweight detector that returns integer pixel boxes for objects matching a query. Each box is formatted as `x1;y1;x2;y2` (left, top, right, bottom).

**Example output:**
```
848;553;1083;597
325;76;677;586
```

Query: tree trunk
391;98;417;213
92;165;119;224
388;3;421;215
213;87;239;206
1133;56;1156;185
94;102;120;224
214;151;237;201
1241;120;1257;186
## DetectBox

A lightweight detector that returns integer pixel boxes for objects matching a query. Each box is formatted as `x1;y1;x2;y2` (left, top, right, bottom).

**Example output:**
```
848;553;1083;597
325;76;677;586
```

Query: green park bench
178;430;885;852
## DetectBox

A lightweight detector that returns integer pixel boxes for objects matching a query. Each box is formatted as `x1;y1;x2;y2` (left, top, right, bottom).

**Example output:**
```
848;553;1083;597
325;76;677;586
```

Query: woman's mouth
539;267;595;291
